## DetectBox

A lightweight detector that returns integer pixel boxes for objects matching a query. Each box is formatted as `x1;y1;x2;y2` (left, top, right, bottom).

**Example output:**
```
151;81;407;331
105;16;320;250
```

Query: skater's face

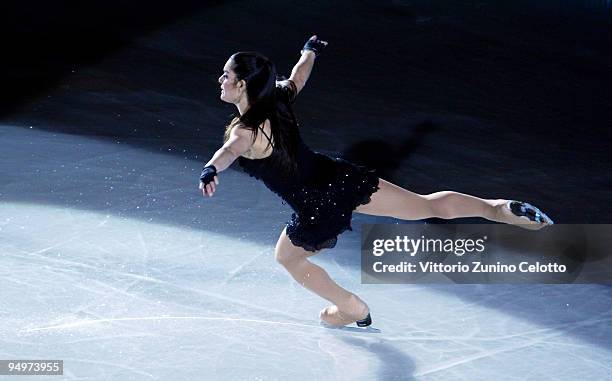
218;59;246;104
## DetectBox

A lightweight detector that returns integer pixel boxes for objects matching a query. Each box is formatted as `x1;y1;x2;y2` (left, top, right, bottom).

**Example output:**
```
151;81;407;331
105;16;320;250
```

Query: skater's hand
199;165;219;198
301;35;328;56
199;175;219;197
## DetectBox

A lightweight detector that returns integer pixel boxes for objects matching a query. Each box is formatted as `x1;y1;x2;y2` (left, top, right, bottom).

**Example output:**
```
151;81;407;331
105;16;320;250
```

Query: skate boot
504;200;554;230
320;296;371;327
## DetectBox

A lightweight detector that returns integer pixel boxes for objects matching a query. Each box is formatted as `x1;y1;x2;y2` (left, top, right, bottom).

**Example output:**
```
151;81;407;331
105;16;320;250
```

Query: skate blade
319;320;381;333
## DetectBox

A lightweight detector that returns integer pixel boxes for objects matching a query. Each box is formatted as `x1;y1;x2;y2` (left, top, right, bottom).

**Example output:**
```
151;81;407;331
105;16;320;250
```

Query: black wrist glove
200;165;217;186
301;35;327;57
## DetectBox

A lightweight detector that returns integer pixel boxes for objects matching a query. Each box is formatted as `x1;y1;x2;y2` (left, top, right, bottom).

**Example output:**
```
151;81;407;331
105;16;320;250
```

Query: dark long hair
223;51;298;177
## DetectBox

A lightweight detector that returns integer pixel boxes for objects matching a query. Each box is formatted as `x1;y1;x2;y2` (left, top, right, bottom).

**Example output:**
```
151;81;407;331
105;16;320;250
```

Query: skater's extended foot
320;295;371;327
497;200;554;230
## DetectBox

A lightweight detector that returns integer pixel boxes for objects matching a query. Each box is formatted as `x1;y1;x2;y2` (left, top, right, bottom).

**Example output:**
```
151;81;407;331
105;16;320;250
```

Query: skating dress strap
258;124;274;150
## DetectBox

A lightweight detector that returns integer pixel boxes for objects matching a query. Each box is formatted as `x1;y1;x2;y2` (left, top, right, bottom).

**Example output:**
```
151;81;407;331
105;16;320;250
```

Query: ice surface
1;0;611;378
1;126;611;380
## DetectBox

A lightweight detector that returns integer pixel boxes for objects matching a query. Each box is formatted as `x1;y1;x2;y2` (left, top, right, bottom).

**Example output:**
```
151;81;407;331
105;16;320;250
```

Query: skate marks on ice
1;197;397;379
2;128;611;379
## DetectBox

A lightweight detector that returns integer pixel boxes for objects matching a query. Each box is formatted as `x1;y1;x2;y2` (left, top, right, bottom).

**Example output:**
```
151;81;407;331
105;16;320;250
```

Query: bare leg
274;179;545;326
274;227;369;325
355;178;548;229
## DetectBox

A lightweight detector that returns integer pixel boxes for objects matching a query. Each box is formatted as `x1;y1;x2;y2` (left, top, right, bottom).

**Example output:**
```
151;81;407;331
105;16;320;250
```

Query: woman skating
199;36;553;327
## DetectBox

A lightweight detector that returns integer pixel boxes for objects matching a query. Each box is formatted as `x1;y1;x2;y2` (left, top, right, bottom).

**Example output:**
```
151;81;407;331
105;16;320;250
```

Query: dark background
2;0;611;222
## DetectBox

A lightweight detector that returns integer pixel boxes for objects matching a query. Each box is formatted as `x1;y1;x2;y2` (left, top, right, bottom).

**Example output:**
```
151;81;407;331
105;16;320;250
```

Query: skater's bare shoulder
222;122;255;158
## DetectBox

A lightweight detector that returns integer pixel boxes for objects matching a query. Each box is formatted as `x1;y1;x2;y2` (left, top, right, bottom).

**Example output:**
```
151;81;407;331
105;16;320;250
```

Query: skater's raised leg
355;178;552;229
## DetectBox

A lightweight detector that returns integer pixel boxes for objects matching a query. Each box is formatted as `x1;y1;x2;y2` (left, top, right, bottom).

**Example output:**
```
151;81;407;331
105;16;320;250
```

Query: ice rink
2;0;611;379
2;126;612;380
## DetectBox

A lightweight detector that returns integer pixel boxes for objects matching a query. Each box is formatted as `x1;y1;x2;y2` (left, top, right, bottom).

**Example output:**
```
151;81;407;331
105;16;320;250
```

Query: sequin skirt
285;156;380;252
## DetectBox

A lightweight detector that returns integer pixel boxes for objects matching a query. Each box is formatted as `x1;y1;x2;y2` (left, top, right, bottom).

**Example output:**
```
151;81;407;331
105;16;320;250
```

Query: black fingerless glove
301;37;326;57
200;165;217;186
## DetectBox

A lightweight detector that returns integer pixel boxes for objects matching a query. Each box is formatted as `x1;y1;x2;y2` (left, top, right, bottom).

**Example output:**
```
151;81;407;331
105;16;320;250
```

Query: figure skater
199;35;553;327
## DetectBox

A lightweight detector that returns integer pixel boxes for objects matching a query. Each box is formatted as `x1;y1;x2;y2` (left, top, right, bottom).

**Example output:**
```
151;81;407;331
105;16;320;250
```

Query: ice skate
501;200;554;230
320;296;371;327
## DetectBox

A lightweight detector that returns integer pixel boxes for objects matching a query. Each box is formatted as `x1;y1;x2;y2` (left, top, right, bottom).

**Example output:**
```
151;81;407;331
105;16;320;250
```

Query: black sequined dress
237;80;380;252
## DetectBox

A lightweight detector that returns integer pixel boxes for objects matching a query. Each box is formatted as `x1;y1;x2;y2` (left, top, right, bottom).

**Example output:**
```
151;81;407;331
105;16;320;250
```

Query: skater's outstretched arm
199;125;253;197
286;35;328;95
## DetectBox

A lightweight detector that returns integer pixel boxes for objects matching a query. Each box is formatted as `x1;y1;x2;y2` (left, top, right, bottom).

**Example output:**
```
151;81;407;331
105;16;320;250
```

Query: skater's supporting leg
274;228;369;323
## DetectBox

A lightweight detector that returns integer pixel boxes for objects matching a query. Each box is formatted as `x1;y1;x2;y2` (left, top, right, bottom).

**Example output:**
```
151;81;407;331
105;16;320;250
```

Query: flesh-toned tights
274;178;511;314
